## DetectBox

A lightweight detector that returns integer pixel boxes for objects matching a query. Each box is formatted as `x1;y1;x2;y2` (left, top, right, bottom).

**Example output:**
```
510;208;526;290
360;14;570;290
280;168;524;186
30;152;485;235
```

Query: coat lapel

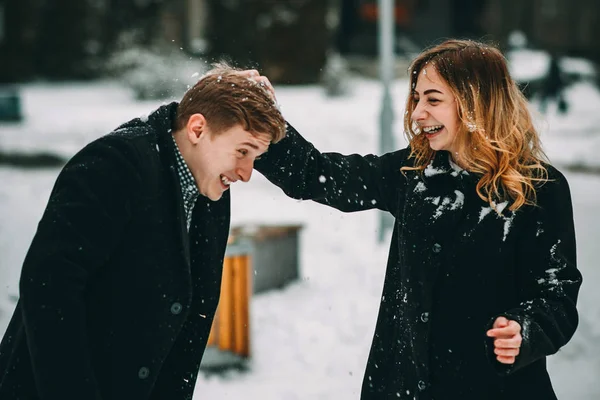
151;103;191;268
170;166;191;267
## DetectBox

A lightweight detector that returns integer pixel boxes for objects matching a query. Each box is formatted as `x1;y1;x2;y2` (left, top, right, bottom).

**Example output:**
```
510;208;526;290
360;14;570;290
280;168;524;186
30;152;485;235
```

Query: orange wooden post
205;241;253;362
218;256;234;351
232;254;251;356
202;226;302;370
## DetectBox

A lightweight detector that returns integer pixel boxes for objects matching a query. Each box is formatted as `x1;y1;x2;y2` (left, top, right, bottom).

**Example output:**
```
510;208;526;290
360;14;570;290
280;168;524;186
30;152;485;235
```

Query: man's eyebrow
241;142;260;150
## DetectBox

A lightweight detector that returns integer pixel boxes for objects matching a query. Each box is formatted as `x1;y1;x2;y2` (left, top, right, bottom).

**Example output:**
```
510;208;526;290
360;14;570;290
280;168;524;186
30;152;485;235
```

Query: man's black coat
255;125;582;400
0;103;229;399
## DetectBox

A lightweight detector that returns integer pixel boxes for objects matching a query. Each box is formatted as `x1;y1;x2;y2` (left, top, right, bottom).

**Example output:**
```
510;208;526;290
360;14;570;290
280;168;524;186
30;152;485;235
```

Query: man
0;66;285;399
539;55;568;114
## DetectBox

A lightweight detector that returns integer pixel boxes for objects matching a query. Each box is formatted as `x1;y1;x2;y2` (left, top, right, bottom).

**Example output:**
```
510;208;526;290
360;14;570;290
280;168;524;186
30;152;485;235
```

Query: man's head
173;64;286;201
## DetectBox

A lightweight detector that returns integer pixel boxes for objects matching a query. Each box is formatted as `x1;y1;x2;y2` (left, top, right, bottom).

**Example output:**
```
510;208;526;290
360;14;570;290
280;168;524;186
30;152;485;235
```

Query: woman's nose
411;101;427;121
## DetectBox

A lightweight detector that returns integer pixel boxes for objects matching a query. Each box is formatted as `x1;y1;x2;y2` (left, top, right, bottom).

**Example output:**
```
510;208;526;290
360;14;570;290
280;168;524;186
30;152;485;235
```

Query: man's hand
486;316;522;364
237;69;277;102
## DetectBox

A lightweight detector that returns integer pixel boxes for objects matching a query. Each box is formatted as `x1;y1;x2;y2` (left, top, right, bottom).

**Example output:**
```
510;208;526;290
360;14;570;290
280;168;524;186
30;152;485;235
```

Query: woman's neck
449;152;469;171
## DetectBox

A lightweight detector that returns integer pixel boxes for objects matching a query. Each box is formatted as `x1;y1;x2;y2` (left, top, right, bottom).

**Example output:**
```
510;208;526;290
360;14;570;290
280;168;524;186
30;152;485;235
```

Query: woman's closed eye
413;97;440;106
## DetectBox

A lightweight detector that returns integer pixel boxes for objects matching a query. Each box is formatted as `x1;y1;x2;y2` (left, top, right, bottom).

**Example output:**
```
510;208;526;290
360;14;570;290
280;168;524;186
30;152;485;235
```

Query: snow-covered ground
1;51;599;399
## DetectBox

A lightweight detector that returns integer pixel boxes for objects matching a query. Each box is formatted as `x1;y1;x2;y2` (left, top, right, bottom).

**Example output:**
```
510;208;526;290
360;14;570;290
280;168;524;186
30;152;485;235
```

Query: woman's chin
428;142;447;151
426;133;450;152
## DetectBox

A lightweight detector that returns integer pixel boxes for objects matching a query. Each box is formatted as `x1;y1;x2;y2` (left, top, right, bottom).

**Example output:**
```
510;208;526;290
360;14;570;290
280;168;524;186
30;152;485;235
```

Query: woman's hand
486;316;522;364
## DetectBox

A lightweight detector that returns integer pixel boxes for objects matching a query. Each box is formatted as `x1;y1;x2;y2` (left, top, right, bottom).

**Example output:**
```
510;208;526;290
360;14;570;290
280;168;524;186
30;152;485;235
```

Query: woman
255;39;581;399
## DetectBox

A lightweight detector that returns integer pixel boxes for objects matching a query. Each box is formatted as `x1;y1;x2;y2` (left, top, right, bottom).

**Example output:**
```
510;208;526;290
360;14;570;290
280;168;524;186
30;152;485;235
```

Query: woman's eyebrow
411;89;444;96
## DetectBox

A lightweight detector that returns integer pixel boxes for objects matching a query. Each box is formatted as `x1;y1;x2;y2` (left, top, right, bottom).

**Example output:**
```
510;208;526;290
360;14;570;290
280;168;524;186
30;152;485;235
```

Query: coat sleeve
254;122;410;216
18;137;142;399
485;167;582;375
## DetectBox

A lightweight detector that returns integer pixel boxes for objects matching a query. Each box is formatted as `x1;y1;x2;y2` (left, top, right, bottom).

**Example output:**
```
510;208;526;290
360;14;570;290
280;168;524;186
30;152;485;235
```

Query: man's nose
236;162;253;182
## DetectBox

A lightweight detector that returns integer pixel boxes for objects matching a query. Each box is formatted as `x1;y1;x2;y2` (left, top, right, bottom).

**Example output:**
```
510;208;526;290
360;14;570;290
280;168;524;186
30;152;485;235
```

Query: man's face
189;123;271;201
411;66;461;154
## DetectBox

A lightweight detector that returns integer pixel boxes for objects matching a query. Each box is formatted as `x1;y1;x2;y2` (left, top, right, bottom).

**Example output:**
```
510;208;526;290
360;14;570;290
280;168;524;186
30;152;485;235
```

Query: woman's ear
185;113;207;144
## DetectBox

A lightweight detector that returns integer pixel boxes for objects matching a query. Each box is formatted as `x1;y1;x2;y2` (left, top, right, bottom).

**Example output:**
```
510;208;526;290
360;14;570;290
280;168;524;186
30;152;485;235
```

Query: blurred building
335;0;599;62
336;0;487;56
484;0;600;61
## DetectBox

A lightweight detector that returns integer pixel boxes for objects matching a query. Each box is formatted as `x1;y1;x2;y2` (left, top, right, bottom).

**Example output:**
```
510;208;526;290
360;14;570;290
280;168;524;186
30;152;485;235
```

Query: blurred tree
33;0;99;79
0;0;43;82
1;0;169;82
451;0;487;39
205;0;330;84
34;0;170;80
103;0;166;54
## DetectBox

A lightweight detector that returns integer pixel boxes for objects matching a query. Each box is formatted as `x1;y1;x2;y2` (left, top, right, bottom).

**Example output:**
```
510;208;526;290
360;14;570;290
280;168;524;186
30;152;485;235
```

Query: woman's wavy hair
402;39;548;211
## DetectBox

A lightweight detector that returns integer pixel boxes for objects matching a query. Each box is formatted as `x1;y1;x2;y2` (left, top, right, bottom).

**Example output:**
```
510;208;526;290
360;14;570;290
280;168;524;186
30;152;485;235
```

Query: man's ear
185;113;207;144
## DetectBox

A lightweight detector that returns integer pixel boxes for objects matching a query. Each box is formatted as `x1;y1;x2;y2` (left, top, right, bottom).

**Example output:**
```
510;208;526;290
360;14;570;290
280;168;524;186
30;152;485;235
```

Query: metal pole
378;0;396;243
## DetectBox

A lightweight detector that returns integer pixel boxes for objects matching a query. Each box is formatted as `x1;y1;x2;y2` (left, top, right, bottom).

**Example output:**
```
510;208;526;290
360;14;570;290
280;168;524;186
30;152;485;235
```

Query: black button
170;302;182;315
432;243;442;253
418;380;427;391
138;367;150;379
420;312;430;323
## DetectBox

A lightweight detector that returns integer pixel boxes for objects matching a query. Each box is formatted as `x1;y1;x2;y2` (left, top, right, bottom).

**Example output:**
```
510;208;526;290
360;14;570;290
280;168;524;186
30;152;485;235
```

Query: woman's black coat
255;124;582;400
0;103;230;400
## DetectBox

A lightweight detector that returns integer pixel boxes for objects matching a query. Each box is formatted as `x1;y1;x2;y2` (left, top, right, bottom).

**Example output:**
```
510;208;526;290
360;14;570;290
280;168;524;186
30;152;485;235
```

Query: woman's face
411;66;461;154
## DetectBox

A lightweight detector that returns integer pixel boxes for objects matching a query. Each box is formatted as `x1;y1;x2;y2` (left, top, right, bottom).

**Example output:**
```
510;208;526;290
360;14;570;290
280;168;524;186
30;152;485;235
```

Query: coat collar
425;151;471;178
147;101;179;135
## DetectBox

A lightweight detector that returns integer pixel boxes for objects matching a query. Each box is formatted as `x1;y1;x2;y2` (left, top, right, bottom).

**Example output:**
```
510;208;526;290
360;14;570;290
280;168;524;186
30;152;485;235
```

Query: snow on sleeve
535;239;579;292
139;111;151;123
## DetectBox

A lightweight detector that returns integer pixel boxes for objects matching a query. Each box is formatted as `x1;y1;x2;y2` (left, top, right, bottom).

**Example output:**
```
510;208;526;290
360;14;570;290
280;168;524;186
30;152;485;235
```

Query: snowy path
547;172;600;400
0;75;599;398
1;168;596;399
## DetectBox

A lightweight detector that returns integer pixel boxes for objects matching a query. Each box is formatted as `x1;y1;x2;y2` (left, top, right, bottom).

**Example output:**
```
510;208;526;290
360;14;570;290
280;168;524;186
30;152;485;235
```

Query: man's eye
238;149;248;156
